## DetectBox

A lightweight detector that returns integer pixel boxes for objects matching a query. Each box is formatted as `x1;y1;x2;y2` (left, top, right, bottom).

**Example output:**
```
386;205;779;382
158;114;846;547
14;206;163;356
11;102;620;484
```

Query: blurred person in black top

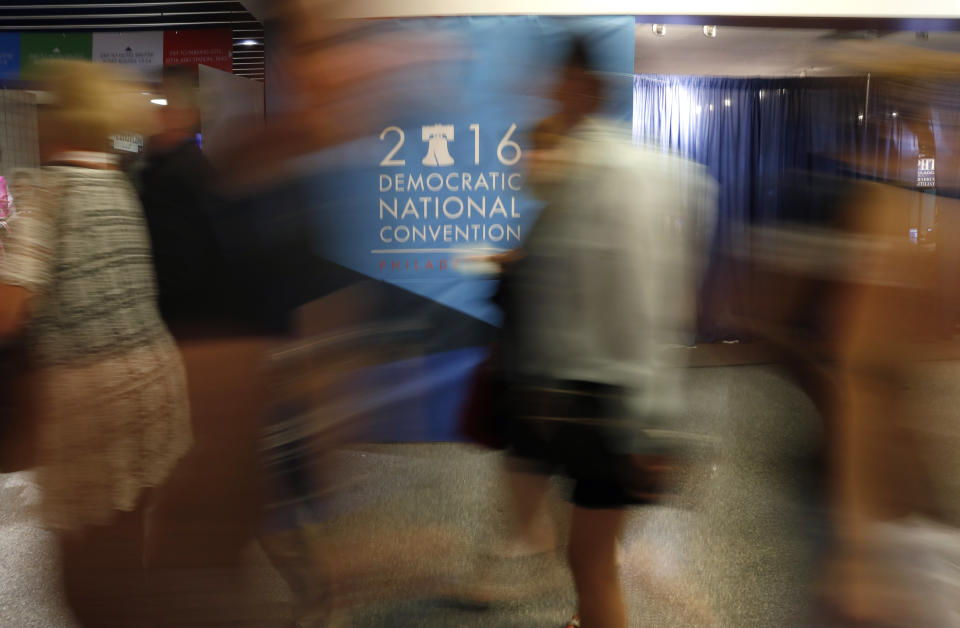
136;66;230;338
134;66;275;626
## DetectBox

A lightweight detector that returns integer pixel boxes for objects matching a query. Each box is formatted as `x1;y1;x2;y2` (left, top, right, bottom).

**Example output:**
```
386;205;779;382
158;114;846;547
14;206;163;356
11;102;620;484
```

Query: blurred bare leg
568;506;627;628
147;336;269;568
60;500;149;628
145;336;271;626
499;469;557;557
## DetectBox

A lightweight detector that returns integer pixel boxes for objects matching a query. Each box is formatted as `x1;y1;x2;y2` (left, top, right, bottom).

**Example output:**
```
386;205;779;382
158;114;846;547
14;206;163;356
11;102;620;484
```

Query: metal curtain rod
0;2;239;8
0;21;260;30
864;72;871;123
0;11;248;20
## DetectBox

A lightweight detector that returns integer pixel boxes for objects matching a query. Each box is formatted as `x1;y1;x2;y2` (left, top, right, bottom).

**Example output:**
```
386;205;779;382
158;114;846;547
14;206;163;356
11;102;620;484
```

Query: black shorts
503;380;659;510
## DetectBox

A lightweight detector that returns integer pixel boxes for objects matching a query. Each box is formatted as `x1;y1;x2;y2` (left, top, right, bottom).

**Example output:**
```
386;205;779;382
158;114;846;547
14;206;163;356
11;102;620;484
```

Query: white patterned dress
0;161;191;530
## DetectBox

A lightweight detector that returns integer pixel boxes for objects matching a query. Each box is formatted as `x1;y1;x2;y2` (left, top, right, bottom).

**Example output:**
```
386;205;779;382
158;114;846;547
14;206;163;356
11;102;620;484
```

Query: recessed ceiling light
703;25;718;38
150;98;168;106
651;24;666;37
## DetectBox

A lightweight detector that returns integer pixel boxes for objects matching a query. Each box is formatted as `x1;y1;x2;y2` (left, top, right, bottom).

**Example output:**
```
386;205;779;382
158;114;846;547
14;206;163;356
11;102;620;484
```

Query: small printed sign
163;29;232;72
111;134;144;153
918;157;935;188
93;31;163;74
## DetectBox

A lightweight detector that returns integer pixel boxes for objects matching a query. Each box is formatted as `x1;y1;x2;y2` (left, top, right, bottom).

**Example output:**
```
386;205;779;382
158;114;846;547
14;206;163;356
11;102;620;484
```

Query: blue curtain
633;75;919;341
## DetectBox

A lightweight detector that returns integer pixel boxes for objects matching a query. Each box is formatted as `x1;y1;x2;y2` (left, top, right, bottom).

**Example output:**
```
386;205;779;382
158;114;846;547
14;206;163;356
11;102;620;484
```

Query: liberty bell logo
421;124;455;167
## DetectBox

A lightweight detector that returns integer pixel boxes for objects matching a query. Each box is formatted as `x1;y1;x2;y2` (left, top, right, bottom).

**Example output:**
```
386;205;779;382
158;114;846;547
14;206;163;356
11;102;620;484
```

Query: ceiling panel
635;24;960;76
0;1;264;81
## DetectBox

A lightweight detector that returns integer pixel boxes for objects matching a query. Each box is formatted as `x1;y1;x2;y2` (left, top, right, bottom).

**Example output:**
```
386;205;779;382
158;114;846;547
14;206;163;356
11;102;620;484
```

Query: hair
564;35;597;73
558;33;606;105
269;0;361;50
37;60;150;152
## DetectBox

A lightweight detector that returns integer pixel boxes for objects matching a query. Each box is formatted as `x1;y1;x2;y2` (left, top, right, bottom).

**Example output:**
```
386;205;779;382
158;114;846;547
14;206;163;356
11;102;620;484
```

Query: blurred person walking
478;38;716;628
727;67;960;623
135;66;230;335
140;3;460;625
131;65;277;627
0;60;191;628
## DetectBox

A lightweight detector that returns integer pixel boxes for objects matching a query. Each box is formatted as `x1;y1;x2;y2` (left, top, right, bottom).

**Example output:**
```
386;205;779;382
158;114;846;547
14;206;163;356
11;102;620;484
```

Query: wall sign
93;31;163;74
0;29;233;81
163;28;232;72
918;157;935;188
20;32;93;78
376;121;525;257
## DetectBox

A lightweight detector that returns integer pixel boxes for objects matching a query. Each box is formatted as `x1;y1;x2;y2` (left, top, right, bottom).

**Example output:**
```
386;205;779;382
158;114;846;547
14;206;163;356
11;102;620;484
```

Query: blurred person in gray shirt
490;38;716;628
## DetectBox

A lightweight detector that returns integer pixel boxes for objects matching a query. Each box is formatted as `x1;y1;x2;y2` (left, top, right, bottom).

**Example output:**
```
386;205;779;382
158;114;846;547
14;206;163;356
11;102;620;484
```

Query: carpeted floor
3;362;959;627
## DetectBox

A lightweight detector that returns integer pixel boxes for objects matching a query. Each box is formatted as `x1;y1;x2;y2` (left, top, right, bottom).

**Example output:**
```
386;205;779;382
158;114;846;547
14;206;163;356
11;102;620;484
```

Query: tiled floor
2;363;959;627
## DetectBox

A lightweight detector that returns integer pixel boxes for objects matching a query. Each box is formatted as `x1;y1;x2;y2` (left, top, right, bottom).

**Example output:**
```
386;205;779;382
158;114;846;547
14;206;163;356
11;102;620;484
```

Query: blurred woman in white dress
0;61;191;627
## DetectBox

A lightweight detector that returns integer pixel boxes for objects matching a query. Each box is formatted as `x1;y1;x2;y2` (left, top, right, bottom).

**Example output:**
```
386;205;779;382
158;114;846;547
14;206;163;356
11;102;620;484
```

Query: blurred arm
0;171;57;339
0;284;30;339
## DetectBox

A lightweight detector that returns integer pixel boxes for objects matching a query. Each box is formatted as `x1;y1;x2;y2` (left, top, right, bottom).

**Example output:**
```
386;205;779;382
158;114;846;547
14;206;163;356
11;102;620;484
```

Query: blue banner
0;33;19;81
266;16;635;441
307;16;635;326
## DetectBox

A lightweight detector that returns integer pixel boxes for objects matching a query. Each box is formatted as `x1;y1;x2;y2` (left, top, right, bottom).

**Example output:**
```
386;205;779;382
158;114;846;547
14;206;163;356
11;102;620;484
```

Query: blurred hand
462;249;525;271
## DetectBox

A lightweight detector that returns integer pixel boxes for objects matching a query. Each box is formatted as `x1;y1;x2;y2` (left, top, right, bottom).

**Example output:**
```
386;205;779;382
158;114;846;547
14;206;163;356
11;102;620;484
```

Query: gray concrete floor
2;363;959;627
